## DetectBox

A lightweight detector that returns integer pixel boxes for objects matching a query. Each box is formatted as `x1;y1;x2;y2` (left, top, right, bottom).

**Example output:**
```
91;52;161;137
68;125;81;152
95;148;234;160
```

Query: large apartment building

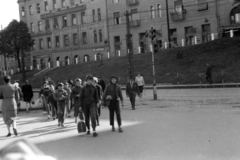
18;0;109;69
0;56;18;76
18;0;240;69
107;0;240;55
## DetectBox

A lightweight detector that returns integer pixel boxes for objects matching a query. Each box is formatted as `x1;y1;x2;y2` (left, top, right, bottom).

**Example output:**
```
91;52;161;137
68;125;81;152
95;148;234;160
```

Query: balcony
170;9;187;21
130;20;140;27
127;0;139;6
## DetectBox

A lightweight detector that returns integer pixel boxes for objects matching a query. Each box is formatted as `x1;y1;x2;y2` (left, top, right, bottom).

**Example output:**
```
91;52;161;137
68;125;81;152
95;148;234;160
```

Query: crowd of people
0;73;145;138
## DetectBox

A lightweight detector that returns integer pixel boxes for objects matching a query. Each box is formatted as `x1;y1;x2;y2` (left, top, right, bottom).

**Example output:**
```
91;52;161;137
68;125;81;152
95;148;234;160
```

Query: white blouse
135;76;144;86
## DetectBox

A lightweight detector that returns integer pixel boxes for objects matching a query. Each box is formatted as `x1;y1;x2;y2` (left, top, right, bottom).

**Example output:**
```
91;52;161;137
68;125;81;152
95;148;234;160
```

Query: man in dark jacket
126;77;139;110
21;80;33;113
103;76;124;132
206;63;212;84
80;74;99;137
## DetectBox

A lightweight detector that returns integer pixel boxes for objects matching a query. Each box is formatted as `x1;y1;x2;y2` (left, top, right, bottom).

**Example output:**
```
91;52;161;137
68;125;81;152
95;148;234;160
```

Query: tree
0;29;14;74
7;20;34;81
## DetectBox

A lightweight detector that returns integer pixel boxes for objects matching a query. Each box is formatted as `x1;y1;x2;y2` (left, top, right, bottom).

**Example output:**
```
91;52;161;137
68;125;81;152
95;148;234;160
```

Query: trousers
83;103;97;130
109;100;121;127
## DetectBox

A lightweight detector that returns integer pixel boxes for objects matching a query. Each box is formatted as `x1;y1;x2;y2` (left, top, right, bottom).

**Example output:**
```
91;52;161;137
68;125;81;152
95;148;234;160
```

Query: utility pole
21;48;26;82
149;27;157;100
125;10;134;78
166;0;171;48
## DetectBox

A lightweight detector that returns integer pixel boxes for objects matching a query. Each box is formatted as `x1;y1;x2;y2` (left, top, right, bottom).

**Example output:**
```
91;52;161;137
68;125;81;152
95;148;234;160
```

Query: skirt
138;85;144;93
2;110;17;125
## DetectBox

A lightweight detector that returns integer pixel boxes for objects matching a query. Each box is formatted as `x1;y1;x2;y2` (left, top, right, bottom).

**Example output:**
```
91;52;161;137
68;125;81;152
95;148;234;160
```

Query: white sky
0;0;19;28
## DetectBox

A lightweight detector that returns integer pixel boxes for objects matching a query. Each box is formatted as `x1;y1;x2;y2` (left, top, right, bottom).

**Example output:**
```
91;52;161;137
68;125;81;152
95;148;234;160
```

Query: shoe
112;127;115;132
58;124;60;127
68;115;71;118
13;128;18;136
86;131;90;135
6;133;11;137
118;127;123;133
132;108;135;110
61;124;64;127
53;117;55;120
93;132;98;137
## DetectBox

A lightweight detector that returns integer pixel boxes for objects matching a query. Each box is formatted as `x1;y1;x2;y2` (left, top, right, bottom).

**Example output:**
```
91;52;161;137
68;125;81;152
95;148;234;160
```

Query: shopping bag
77;110;86;133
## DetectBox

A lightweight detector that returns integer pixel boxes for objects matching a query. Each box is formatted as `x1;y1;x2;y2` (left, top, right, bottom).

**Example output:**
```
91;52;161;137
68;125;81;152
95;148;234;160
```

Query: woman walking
21;80;34;113
0;76;19;137
64;82;72;118
103;76;123;132
135;73;145;101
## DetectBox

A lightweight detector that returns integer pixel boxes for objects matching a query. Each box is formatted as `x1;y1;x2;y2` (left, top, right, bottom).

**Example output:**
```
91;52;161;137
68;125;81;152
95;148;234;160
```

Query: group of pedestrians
0;73;145;138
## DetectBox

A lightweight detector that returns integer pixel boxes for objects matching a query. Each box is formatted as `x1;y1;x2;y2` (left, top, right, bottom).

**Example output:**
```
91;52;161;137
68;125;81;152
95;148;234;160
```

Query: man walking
126;77;139;110
80;74;99;137
21;80;34;113
206;63;212;84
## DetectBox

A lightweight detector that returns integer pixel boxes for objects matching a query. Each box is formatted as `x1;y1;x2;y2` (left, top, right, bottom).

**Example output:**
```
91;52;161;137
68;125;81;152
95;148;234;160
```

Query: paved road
1;88;240;160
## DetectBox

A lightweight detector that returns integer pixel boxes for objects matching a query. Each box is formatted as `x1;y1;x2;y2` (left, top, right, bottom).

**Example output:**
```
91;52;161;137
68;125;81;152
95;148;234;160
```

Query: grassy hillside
28;37;240;88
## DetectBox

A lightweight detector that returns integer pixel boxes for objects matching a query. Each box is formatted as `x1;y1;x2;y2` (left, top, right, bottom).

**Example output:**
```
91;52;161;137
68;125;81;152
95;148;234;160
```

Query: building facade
18;0;109;69
18;0;240;69
0;56;18;76
107;0;240;55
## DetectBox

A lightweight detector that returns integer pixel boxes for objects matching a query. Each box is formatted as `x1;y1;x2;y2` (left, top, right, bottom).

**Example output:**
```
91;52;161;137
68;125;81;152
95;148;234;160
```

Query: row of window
33;29;103;50
30;9;101;33
21;0;86;16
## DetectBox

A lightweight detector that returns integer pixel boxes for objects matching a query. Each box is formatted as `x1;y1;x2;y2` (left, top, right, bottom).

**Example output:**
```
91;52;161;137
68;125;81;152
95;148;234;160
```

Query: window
80;0;85;3
197;0;208;11
32;40;36;50
47;37;52;48
97;8;101;21
202;24;211;42
53;17;59;28
37;4;41;13
64;35;69;46
174;0;183;13
72;14;77;26
70;0;75;6
30;23;34;32
81;12;86;24
38;21;43;32
39;39;44;49
113;12;121;25
114;36;121;53
73;33;78;45
99;29;103;42
55;36;60;47
92;9;96;22
139;33;147;53
157;4;162;17
236;13;240;23
185;26;194;45
63;16;67;27
82;32;87;44
44;1;48;11
45;19;50;30
62;0;66;8
29;5;33;15
130;9;139;21
21;7;25;16
94;30;97;43
170;29;177;46
150;6;155;19
112;0;119;3
53;0;57;9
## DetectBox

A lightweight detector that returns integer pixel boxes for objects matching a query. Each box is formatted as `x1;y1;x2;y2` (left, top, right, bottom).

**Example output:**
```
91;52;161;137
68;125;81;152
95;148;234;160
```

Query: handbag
77;110;86;133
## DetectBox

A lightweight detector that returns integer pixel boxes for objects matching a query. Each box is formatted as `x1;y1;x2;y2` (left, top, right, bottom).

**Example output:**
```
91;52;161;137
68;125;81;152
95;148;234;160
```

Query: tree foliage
233;0;240;5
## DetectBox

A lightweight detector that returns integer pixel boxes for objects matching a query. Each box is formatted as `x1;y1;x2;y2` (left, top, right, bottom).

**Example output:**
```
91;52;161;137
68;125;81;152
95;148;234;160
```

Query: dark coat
80;84;99;107
102;76;123;102
21;84;33;102
98;80;106;92
126;82;139;97
71;85;82;108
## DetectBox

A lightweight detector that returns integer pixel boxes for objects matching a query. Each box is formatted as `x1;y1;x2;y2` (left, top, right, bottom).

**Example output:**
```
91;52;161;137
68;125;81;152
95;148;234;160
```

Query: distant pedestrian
93;77;103;126
72;78;83;123
14;82;23;113
206;63;212;84
135;73;145;101
0;76;19;137
126;77;139;110
21;80;34;113
54;83;68;127
103;76;124;132
64;82;72;118
80;74;99;137
222;26;226;38
98;76;106;92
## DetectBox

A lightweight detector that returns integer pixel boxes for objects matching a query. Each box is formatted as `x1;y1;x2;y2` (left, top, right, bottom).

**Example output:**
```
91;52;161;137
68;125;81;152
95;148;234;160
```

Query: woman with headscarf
0;76;19;137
